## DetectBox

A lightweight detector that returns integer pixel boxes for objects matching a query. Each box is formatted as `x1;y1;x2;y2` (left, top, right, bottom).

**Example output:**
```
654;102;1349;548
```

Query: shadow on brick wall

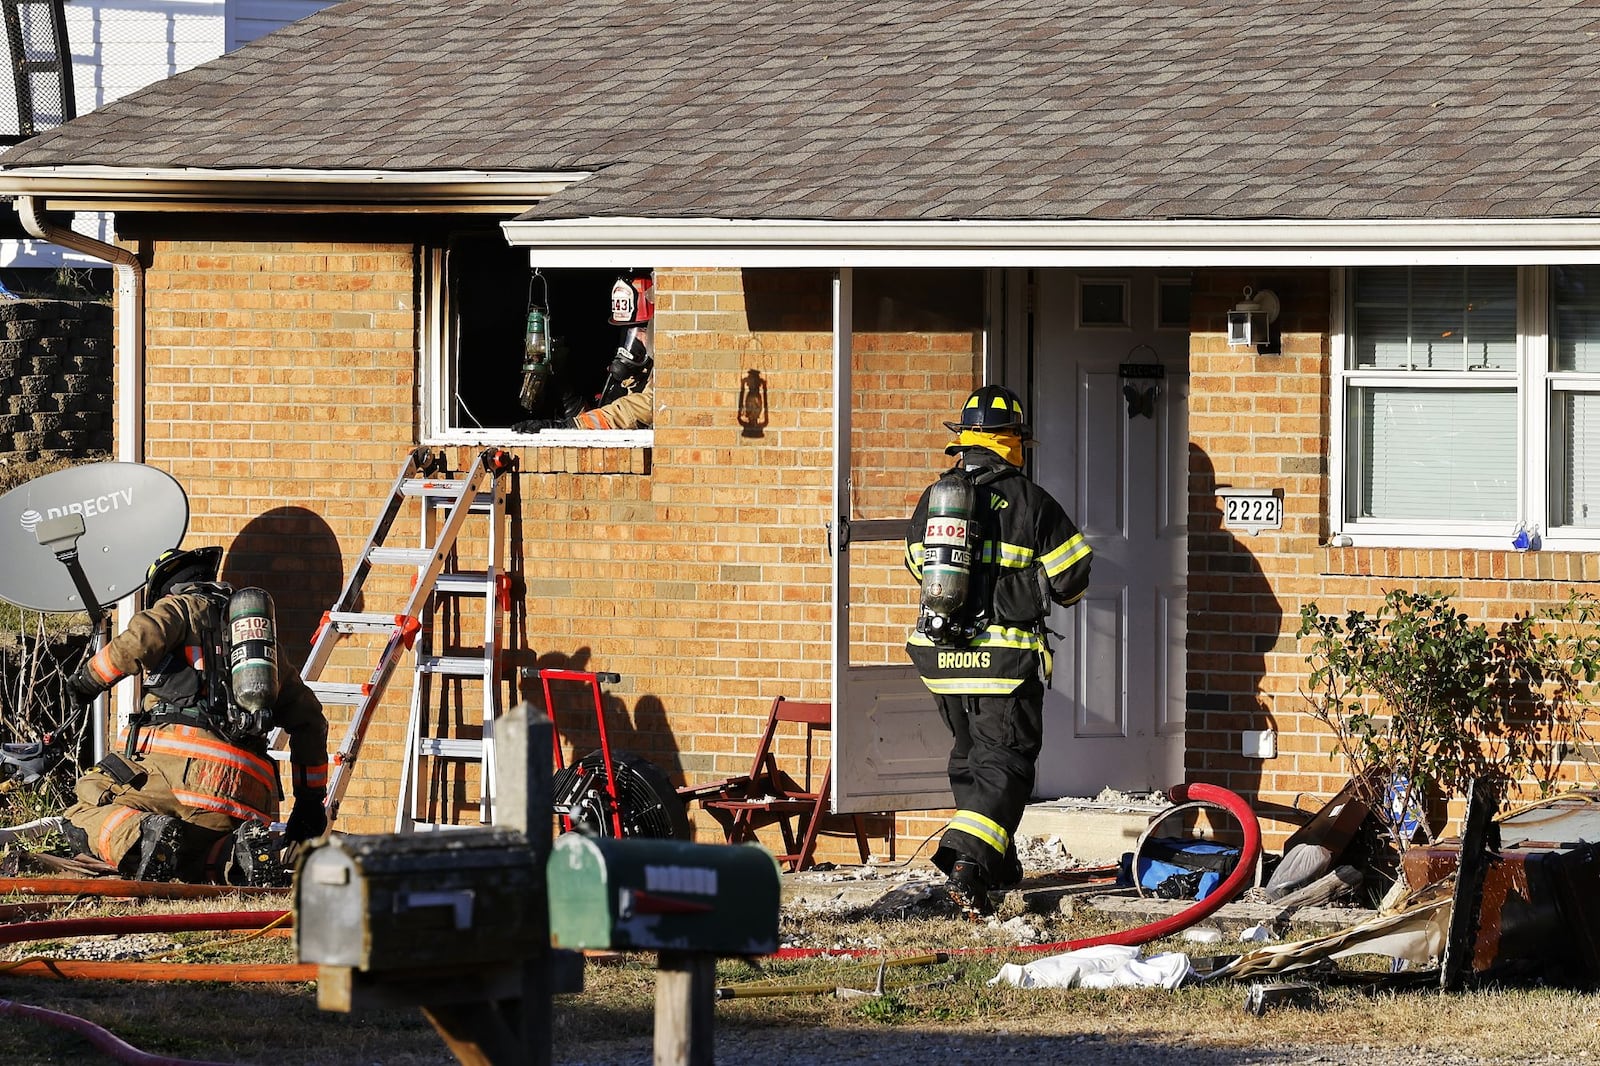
513;647;687;787
220;506;345;660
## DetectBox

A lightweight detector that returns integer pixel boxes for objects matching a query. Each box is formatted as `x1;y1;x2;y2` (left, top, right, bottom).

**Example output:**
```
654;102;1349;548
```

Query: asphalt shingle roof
6;0;1600;222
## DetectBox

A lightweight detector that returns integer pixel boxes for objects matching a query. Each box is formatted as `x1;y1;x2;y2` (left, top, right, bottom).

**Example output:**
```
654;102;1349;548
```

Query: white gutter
16;195;143;763
0;166;588;210
501;217;1600;267
16;198;143;463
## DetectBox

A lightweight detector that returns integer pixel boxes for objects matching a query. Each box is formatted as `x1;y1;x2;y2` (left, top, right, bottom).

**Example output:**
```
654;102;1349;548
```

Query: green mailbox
547;834;780;956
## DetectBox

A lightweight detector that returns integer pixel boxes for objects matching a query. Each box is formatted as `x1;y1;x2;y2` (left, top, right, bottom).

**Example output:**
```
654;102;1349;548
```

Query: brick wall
143;240;420;827
154;242;1600;859
511;267;975;859
1187;267;1600;846
138;251;962;858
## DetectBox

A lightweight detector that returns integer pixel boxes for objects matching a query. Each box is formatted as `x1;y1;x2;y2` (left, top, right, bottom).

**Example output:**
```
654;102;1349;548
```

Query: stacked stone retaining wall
0;298;113;460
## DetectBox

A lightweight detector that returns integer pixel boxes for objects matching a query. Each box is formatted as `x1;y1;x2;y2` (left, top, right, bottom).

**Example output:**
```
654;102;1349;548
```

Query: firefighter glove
66;664;104;708
285;788;328;842
512;418;572;433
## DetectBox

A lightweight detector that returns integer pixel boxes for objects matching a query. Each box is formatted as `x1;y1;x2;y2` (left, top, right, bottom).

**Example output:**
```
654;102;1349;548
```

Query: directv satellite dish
0;462;188;613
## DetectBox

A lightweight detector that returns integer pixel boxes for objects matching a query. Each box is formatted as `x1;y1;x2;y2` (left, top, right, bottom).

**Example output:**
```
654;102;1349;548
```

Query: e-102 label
1222;494;1282;531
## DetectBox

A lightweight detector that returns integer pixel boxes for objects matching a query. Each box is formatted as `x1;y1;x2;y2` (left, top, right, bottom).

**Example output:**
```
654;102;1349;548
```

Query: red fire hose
772;781;1262;961
0;910;290;948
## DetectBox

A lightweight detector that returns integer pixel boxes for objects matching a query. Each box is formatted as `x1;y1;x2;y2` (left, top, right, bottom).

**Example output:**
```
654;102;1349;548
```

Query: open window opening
425;229;654;444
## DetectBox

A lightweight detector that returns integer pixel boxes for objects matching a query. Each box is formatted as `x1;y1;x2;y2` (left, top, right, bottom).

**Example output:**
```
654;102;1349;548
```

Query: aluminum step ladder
275;446;512;832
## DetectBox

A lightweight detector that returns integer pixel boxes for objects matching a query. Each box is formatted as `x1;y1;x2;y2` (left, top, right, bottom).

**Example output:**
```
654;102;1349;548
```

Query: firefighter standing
60;547;330;884
904;385;1092;917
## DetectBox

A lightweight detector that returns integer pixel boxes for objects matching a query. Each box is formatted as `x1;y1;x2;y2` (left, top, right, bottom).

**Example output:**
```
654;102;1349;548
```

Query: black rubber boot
995;846;1025;890
229;821;288;887
128;815;184;882
59;821;92;857
946;858;995;918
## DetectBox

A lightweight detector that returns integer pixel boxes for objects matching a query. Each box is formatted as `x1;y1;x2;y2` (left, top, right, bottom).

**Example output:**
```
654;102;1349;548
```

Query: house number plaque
1216;487;1283;535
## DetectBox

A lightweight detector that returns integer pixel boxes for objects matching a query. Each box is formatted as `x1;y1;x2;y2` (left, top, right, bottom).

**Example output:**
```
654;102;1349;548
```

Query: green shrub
1298;589;1600;857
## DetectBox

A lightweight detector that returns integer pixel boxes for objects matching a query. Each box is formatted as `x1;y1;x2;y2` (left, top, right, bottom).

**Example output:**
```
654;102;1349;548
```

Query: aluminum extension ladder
275;446;512;832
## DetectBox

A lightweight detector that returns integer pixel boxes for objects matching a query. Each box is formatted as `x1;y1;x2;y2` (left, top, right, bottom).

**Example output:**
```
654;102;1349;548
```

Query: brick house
1;1;1598;857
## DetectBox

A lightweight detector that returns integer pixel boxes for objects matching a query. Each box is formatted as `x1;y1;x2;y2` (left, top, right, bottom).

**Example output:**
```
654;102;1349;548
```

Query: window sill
1327;529;1600;552
424;429;654;449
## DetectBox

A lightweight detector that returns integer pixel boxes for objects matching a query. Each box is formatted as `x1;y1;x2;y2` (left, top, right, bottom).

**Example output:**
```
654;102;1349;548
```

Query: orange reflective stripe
573;408;614;430
97;807;139;863
87;646;124;686
144;726;277;792
171;788;270;824
294;763;329;790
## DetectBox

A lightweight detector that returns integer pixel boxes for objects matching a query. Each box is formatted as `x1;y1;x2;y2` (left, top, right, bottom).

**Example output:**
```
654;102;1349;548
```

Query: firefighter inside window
513;272;655;433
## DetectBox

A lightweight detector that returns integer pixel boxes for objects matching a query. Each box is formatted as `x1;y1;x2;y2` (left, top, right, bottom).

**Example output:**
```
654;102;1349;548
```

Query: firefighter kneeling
60;547;331;885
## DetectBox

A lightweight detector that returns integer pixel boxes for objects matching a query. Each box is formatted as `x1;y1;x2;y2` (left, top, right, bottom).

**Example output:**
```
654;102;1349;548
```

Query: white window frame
1330;266;1600;551
420;246;653;449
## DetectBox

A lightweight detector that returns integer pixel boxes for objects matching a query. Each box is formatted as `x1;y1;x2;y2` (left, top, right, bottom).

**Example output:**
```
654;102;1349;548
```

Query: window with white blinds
1551;266;1600;530
1344;266;1519;525
1353;388;1517;521
1336;265;1600;544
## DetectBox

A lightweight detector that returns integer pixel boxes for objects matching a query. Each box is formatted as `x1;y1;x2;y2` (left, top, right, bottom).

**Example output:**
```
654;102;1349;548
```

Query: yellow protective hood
945;430;1025;466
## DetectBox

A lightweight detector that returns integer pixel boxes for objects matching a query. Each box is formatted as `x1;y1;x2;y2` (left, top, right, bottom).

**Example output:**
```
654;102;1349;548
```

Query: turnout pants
930;679;1044;889
63;722;278;875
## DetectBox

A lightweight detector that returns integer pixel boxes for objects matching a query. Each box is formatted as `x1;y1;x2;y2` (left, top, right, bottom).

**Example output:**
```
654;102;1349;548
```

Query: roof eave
0;166;590;213
502;217;1600;267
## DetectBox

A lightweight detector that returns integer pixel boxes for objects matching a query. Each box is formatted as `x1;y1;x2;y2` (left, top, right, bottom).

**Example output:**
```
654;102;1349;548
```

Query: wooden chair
692;696;870;872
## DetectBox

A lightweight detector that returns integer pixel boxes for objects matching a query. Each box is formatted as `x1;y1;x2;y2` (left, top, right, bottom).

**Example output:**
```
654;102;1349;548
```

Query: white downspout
16;196;145;762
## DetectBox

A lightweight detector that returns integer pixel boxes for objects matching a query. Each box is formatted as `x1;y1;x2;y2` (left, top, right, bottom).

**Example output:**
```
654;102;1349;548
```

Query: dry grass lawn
2;889;1599;1065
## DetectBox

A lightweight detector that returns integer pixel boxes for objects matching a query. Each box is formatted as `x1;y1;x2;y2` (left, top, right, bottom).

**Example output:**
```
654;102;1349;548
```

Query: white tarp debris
1209;897;1450;981
989;944;1193;990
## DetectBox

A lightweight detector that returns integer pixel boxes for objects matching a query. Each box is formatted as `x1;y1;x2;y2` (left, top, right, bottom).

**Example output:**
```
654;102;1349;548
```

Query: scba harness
145;584;281;745
917;462;1052;647
916;464;1001;646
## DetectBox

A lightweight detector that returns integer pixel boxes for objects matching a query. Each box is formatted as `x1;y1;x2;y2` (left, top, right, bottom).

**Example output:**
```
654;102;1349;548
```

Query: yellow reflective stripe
911;632;1042;652
922;677;1023;695
909;628;1043;651
974;627;1042;650
996;542;1034;567
906;540;924;577
947;810;1010;856
1040;533;1091;577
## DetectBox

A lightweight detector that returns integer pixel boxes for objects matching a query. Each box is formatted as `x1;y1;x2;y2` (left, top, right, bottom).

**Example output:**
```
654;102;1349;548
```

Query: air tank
919;470;979;643
227;587;280;715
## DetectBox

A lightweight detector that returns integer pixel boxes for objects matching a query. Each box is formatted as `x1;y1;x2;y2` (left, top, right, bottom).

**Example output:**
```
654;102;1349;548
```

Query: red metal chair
694;696;870;872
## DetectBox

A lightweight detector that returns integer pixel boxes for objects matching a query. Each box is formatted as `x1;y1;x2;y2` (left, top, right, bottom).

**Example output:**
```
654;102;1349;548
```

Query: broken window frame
420;241;654;449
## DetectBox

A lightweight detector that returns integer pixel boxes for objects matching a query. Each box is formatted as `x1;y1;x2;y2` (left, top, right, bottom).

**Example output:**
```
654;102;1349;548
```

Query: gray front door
1030;270;1189;796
